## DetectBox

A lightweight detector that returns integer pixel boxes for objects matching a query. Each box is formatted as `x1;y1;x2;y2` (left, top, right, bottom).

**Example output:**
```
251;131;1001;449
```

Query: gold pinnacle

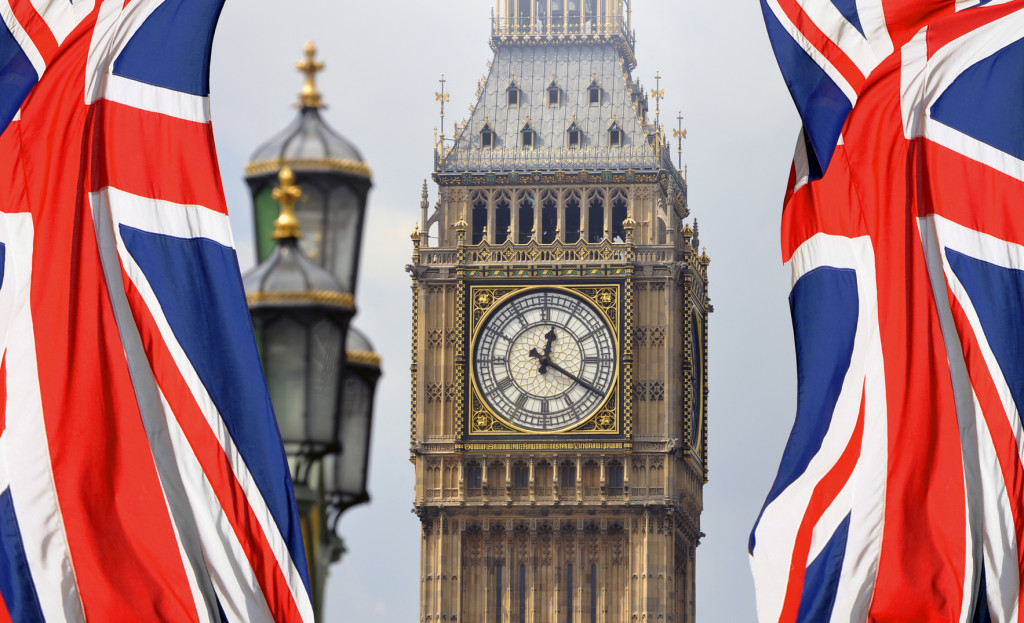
271;167;303;239
296;41;324;109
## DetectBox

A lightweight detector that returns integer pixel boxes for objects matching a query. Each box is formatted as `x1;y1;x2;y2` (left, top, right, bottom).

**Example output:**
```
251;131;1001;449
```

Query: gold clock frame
463;283;632;441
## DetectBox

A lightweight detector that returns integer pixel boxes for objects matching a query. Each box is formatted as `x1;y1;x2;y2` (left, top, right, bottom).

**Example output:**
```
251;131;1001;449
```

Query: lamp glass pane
335;375;372;499
307;318;344;445
294;184;326;264
263;318;308;443
325;185;361;293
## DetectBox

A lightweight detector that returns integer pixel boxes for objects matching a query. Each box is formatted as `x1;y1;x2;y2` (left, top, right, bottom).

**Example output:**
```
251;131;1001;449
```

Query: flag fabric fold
753;1;1024;621
0;0;314;620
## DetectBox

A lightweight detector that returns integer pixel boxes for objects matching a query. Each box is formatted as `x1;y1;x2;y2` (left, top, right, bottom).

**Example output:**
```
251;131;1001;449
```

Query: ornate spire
296;41;324;109
271;167;303;239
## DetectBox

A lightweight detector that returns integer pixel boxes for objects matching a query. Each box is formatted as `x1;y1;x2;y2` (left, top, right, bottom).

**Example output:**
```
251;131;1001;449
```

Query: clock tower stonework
409;2;710;621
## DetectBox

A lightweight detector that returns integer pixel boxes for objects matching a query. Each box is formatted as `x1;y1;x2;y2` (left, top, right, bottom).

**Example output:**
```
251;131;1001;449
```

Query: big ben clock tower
409;2;710;620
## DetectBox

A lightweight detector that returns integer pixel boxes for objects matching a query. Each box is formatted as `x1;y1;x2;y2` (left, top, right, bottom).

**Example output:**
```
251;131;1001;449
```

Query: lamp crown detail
271;166;303;240
296;40;324;109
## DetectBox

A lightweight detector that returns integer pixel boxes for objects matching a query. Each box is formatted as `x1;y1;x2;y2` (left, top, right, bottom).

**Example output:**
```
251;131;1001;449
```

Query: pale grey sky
208;1;800;620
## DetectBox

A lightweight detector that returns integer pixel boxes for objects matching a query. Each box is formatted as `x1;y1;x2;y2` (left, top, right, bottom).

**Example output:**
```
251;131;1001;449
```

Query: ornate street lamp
245;41;372;296
242;43;378;619
243;167;355;617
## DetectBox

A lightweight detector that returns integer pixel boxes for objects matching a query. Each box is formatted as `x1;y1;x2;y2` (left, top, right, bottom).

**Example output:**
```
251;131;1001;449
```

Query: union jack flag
0;0;313;621
751;1;1024;621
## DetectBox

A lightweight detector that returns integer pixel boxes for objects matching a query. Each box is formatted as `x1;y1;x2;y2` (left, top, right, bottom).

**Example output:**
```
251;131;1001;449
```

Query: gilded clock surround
467;283;626;436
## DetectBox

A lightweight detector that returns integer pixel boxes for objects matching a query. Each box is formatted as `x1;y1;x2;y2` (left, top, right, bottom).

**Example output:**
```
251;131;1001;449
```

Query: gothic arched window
559;461;576;496
513;461;529;491
540;190;557;244
587;192;604;243
471;190;487;244
610;189;628;242
495;191;512;244
466;461;483;492
564;190;581;244
607;460;624;496
517;192;535;243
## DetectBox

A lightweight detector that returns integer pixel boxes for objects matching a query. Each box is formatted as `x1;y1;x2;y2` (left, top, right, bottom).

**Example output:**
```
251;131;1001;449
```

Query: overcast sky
208;1;801;620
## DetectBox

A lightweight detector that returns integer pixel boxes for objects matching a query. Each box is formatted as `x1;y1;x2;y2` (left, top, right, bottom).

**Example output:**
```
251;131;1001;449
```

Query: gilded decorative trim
453;246;468;452
462;441;630;452
346;350;381;367
246;157;372;180
410;281;420;460
246;290;354;309
434;169;658;187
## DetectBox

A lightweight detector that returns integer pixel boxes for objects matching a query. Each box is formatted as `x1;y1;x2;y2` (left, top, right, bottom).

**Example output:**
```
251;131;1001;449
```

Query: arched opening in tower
564;191;581;243
518;192;535;244
587;195;604;243
495;194;511;244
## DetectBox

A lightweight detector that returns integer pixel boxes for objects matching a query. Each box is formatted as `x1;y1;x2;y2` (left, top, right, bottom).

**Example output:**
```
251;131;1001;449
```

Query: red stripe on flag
773;0;866;92
838;60;968;620
8;0;58;68
778;389;865;623
88;101;228;213
121;279;306;623
948;292;1024;614
916;142;1024;248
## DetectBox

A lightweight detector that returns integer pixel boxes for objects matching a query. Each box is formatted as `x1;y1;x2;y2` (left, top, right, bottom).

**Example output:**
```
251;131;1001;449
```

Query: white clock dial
473;289;616;432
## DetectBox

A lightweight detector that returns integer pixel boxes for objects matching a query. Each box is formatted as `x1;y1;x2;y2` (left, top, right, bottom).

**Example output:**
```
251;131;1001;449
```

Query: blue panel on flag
0;22;39;133
973;565;990;622
750;266;858;552
0;243;6;290
112;0;226;96
931;37;1024;162
796;513;851;623
946;249;1024;426
762;0;851;180
828;0;865;36
0;489;45;623
119;225;311;592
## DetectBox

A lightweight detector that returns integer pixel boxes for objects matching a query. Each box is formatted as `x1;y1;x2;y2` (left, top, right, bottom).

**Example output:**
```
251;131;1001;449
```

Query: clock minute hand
545;359;602;396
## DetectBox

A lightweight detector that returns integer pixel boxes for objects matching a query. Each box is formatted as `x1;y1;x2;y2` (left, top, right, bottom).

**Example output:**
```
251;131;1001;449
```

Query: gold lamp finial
296;40;324;109
271;167;303;239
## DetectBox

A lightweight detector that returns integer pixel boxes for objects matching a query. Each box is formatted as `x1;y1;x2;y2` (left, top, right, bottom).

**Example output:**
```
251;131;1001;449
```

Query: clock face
473;288;616;432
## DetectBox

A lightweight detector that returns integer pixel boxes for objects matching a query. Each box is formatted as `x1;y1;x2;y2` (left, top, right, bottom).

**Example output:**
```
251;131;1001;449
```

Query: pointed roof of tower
434;0;684;202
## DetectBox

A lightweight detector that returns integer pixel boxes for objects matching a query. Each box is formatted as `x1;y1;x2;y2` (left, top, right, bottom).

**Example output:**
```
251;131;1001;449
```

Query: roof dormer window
588;79;601;106
521;121;535;149
608;121;623;147
547;80;560;107
481;123;495;149
567;121;582;149
507;80;521;107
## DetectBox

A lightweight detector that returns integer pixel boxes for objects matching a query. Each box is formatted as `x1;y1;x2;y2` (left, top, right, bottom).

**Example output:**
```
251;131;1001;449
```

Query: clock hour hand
544;359;602;396
528;347;549;375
